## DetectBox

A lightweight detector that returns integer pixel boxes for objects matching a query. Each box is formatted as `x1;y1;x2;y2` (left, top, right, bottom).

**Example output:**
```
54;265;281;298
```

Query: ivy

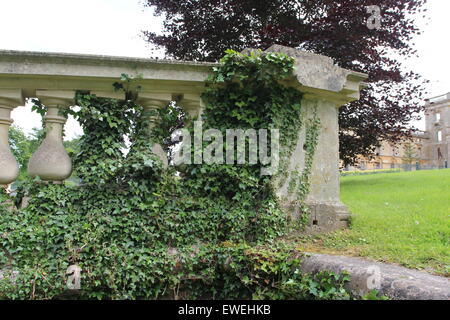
0;50;339;300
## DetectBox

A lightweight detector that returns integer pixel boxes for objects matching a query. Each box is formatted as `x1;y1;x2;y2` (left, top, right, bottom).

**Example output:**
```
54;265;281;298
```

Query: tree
143;0;428;164
402;140;418;171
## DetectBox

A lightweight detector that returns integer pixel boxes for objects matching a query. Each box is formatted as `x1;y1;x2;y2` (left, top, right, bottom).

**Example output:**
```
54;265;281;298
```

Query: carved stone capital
36;90;75;108
137;93;171;110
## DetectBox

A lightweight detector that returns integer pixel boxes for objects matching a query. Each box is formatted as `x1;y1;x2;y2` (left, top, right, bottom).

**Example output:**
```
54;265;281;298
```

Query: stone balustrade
0;46;367;233
0;51;209;186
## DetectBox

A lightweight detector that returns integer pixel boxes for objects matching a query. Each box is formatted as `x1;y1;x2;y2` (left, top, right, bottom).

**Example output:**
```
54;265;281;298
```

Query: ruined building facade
422;93;450;169
345;92;450;171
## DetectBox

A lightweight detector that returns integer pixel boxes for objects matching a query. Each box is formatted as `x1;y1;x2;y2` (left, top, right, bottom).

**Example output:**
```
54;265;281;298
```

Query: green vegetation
340;168;401;177
297;170;450;276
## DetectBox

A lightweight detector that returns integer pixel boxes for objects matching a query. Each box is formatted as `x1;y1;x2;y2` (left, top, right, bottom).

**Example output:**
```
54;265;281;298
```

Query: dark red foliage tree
143;0;428;165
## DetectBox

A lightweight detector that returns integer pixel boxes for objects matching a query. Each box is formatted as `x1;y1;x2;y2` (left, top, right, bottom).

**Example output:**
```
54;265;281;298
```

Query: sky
0;0;449;139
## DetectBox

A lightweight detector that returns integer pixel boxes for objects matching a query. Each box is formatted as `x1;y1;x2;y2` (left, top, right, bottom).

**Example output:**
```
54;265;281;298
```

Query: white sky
0;0;449;138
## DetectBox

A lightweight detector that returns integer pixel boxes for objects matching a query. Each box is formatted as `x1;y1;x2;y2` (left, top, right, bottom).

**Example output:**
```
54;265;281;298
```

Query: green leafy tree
402;141;418;171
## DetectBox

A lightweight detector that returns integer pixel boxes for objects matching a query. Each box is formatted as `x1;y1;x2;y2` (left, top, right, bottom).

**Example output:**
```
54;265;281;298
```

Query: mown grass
295;169;450;276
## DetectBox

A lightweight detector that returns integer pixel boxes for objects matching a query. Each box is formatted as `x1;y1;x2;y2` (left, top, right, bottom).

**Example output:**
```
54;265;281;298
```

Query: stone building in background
344;92;450;171
422;93;450;169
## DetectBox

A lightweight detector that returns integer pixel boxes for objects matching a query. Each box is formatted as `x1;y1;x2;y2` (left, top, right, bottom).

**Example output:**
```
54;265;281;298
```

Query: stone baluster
0;89;24;188
177;94;204;166
179;94;203;122
27;90;75;183
136;93;171;167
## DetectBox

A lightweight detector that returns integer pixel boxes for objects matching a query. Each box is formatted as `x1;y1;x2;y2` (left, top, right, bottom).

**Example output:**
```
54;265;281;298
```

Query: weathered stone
27;91;74;182
137;93;172;168
300;253;450;300
0;126;19;185
303;202;350;234
0;89;23;185
66;265;82;290
423;93;450;168
268;46;367;233
20;196;30;209
27;115;73;181
178;93;204;121
266;45;353;92
0;50;215;97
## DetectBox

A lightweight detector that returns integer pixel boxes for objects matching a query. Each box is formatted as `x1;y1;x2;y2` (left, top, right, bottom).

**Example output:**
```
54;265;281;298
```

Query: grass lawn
295;169;450;276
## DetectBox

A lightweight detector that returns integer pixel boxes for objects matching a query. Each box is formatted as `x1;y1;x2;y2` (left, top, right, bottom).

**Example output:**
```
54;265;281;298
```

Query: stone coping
301;253;450;300
0;47;367;105
0;49;219;67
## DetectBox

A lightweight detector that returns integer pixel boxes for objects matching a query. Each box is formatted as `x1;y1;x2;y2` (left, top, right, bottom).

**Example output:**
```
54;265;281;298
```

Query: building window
436;113;441;122
437;130;443;142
